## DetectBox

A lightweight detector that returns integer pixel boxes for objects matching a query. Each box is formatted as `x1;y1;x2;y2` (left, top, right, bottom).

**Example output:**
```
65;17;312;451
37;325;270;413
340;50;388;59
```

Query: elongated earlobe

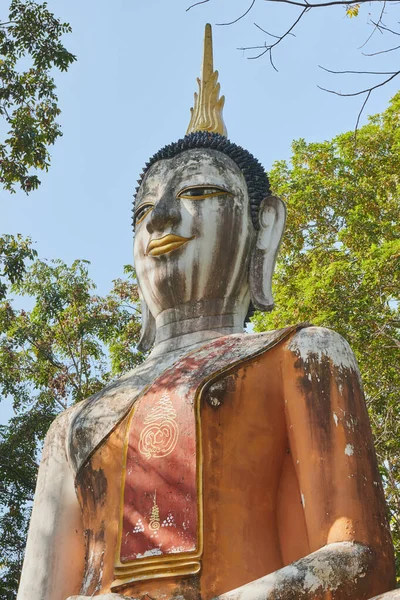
249;195;286;311
137;286;156;353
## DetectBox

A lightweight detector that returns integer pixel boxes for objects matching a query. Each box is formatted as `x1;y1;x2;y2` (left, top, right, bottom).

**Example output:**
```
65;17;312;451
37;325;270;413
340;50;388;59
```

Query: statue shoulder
285;325;359;374
37;371;141;476
244;323;313;358
67;374;140;476
66;359;173;476
44;403;77;438
42;403;80;464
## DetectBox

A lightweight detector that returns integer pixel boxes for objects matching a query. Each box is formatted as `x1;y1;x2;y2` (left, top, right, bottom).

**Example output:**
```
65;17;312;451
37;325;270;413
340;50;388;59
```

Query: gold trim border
112;561;201;590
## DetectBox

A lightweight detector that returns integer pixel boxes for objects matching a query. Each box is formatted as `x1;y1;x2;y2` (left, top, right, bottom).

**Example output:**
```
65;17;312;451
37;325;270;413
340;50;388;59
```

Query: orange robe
73;327;395;600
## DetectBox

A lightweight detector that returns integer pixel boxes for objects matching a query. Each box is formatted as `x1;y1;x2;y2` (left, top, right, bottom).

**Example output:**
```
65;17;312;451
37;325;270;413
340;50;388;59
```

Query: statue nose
146;196;181;233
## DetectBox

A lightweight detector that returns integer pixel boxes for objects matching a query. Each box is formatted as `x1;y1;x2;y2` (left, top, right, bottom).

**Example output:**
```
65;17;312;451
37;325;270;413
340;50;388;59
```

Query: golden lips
146;234;194;256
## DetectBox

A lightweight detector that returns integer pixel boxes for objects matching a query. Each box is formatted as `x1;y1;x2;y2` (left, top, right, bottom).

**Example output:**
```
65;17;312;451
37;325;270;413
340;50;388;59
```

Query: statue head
133;26;286;352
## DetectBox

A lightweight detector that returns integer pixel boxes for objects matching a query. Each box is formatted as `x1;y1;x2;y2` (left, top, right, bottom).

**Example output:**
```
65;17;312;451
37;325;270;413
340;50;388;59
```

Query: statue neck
149;298;247;358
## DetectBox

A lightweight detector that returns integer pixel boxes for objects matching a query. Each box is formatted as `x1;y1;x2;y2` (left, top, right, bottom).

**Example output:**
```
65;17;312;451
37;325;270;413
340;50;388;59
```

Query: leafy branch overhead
188;0;400;126
0;234;37;301
0;0;76;193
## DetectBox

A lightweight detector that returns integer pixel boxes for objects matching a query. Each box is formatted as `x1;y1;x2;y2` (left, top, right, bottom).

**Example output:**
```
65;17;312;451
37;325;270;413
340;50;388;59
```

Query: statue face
133;148;255;319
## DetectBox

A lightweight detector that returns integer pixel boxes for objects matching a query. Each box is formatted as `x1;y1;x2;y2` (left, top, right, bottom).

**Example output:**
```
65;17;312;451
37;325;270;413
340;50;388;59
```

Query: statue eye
134;203;154;226
178;186;232;200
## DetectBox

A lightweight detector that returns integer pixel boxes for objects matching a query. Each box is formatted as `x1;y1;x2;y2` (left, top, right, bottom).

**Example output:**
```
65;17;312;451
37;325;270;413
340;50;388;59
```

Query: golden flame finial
186;24;227;137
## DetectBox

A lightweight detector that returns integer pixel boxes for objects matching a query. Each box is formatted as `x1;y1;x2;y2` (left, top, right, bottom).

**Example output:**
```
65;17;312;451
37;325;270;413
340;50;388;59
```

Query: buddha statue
17;24;398;600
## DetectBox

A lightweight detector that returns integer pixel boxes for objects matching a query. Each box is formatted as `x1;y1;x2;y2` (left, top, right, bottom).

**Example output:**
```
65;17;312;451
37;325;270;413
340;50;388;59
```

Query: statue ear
249;195;286;311
137;285;156;353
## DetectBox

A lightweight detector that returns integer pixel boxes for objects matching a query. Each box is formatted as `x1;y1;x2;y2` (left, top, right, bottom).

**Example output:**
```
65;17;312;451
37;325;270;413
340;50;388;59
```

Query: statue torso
73;328;310;599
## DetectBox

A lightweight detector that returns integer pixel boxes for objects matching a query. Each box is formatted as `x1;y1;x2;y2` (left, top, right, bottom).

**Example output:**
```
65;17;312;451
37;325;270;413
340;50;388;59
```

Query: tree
253;91;400;573
0;235;37;301
0;258;143;598
0;0;76;193
189;0;400;124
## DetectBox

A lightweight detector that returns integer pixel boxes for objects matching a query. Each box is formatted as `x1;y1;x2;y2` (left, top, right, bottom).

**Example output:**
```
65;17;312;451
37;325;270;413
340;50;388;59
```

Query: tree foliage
0;234;36;301
0;0;76;193
0;258;143;598
253;91;400;572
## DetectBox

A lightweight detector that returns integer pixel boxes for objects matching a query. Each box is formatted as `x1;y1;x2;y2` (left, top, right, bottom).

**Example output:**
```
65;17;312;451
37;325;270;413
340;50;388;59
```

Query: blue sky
1;0;399;422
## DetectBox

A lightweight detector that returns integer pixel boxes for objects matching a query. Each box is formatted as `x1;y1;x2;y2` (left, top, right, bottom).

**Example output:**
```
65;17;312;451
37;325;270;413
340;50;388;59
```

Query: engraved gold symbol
149;492;161;531
138;394;179;459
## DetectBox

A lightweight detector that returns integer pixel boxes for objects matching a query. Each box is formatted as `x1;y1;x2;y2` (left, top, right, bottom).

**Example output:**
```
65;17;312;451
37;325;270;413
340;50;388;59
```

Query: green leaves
3;258;144;405
0;1;76;192
0;234;37;300
254;91;400;573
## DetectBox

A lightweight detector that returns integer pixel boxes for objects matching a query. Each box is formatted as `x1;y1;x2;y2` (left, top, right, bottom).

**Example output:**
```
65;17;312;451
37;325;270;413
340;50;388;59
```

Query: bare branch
216;0;256;26
186;0;210;11
358;1;387;48
370;20;400;35
254;23;281;38
318;70;400;97
264;0;397;8
254;22;296;37
190;0;400;121
269;50;279;70
238;6;308;61
355;89;371;132
319;65;398;75
359;29;380;51
363;43;400;56
318;67;399;132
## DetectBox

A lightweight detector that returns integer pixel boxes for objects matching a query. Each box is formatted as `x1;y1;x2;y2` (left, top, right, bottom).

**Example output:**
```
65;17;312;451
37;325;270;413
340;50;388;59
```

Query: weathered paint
215;543;373;600
69;327;301;477
66;327;396;600
369;591;400;600
17;407;86;600
18;329;397;600
345;444;355;457
67;596;130;600
288;326;360;373
133;149;254;337
133;149;285;352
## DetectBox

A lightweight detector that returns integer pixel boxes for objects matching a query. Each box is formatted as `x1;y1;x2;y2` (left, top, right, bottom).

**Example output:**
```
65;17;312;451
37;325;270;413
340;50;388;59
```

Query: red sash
121;385;198;562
